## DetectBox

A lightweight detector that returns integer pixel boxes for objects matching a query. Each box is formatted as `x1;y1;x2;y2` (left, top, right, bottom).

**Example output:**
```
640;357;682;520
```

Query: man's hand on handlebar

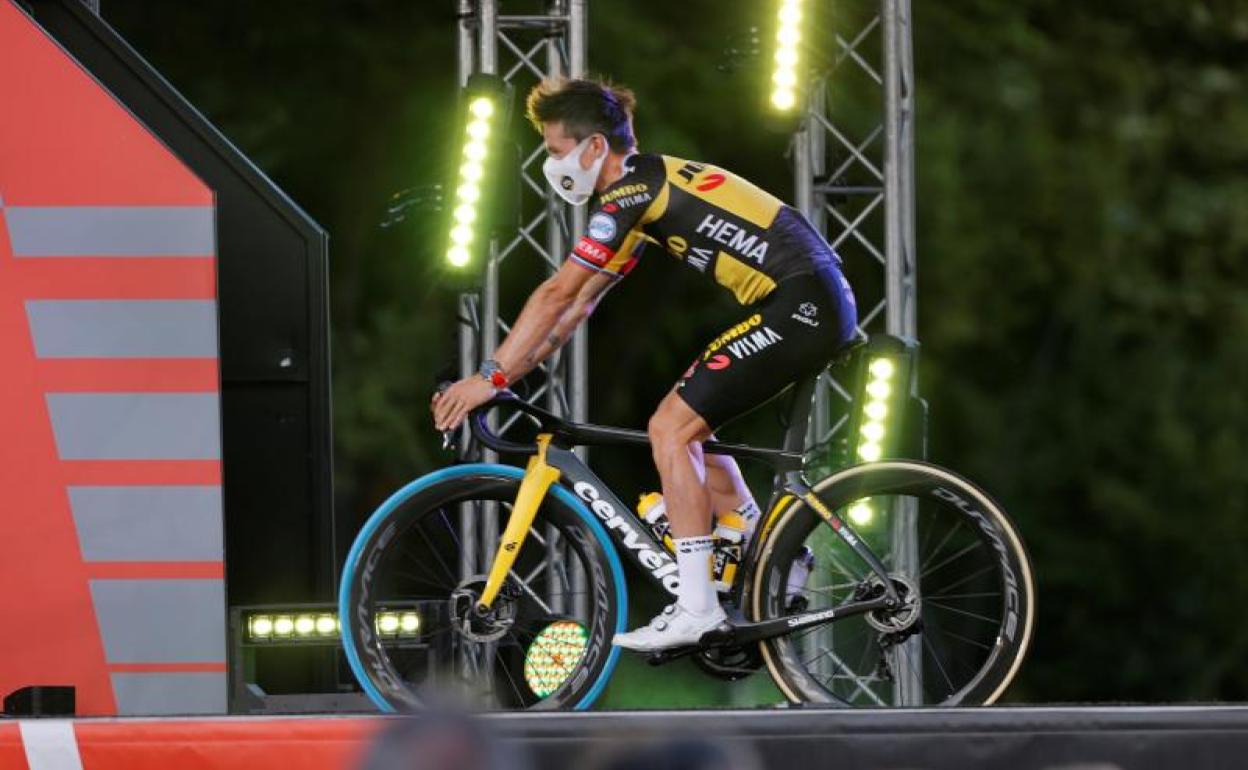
431;375;496;432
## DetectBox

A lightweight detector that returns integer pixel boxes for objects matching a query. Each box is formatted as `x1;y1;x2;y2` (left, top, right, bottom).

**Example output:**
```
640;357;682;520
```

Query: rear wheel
752;461;1035;706
339;465;627;711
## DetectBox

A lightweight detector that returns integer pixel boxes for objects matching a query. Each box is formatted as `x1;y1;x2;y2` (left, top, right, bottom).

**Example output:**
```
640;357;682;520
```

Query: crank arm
705;596;893;648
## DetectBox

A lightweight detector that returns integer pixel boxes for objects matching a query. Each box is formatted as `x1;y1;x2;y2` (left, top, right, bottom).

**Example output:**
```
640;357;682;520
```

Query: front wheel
339;464;628;711
751;460;1035;706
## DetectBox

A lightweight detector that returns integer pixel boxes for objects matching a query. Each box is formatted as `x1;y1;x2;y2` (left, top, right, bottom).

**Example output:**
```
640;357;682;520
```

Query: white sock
674;535;716;614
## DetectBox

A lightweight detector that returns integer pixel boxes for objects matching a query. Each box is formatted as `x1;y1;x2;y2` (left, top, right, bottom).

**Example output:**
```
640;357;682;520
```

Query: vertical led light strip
857;357;896;462
770;0;804;110
447;96;497;267
849;357;899;525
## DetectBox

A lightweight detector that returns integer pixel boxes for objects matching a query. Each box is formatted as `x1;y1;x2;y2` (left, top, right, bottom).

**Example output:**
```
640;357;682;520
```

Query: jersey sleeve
569;155;666;279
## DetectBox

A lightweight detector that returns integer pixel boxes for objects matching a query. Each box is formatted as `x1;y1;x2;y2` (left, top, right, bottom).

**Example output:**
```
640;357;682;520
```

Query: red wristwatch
478;359;509;389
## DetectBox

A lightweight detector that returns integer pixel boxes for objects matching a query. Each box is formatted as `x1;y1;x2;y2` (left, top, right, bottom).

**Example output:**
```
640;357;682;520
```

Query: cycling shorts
675;265;858;431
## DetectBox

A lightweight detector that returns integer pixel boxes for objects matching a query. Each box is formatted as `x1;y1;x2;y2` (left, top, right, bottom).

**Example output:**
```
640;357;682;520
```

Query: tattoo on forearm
520;332;569;372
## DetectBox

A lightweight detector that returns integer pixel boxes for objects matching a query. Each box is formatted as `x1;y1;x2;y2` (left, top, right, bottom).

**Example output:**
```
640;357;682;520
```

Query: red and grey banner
0;0;225;715
0;718;381;770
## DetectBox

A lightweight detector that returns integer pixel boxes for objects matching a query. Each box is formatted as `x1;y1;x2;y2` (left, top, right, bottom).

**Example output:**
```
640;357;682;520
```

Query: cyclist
433;77;857;652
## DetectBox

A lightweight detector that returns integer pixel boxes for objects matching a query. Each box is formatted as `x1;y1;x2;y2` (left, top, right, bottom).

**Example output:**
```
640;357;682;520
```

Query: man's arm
505;266;616;381
491;259;614;380
432;259;614;431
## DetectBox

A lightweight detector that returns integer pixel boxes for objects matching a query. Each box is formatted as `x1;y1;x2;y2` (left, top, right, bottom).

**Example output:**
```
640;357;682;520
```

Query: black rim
346;475;618;710
760;468;1031;706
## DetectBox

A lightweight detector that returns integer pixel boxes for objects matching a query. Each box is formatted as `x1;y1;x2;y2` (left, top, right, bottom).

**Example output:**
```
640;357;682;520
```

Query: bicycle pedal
645;646;694;666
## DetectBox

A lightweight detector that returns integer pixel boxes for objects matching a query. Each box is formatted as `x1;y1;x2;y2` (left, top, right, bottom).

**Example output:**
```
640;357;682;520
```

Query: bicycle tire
751;460;1035;706
339;464;628;711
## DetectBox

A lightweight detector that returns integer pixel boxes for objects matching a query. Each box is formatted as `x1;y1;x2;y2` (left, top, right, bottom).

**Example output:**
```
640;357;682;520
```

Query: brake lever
434;380;457;452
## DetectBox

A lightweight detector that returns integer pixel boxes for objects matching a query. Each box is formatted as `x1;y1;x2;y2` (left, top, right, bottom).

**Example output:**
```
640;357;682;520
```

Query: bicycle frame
471;374;902;645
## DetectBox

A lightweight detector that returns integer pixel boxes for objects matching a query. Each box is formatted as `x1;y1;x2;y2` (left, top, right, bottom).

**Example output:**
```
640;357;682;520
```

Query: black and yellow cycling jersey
569;153;840;305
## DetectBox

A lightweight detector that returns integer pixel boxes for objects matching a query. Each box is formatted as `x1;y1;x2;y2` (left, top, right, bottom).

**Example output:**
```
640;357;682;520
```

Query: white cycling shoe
613;602;728;652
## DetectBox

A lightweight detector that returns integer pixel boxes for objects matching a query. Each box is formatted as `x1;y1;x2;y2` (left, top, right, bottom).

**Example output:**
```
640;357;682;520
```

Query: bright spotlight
858;442;882;462
769;0;804;112
444;77;507;270
847;500;874;526
771;90;796;110
869;358;897;380
861;421;886;442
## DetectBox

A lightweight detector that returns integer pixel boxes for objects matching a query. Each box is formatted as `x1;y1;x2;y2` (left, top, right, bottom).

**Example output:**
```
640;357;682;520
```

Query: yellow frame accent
476;434;561;609
756;494;794;545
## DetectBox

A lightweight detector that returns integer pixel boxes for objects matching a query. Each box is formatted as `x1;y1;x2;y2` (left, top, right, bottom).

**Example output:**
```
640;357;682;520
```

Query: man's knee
648;408;703;459
647;411;683;459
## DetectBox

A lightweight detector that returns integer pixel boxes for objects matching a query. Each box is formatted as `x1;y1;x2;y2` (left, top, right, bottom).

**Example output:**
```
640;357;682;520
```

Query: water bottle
785;546;816;609
636;492;675;553
711;510;749;593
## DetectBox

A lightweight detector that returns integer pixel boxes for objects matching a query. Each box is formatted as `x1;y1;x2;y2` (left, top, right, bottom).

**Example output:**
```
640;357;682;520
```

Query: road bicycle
339;335;1036;711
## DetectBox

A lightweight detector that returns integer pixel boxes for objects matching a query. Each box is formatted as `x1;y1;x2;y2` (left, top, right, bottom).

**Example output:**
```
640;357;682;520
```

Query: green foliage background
102;0;1248;703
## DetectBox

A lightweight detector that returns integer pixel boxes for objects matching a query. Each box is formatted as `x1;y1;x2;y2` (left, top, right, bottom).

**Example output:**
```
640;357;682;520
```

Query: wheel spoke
924;563;996;597
919;518;965;573
921;632;956;694
925;600;1001;625
924;590;1000;601
921;541;980;579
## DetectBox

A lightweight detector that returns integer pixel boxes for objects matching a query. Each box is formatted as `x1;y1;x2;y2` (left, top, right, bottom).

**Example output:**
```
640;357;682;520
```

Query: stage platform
5;705;1248;770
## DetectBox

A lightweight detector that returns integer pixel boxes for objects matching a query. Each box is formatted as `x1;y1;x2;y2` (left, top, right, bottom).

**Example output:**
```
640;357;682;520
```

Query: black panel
27;1;335;606
473;706;1248;770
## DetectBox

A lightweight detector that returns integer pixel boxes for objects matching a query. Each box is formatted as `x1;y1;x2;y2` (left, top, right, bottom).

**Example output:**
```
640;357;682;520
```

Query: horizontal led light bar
244;610;420;644
770;0;804;111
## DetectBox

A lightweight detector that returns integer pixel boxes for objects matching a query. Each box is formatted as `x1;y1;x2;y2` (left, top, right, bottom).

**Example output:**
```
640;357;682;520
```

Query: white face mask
542;135;607;206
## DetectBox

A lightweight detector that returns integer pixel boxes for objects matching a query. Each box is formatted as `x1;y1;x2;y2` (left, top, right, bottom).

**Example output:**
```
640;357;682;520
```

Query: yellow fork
475;434;561;610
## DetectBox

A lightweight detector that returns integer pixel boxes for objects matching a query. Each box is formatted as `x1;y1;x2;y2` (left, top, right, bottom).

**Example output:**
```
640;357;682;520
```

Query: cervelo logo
788;606;837;628
702;313;763;359
574;481;680;593
706;354;731;371
931;487;1021;642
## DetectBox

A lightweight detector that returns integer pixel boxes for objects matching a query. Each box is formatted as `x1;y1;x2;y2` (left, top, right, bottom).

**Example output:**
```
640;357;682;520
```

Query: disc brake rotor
864;573;921;634
449;574;517;642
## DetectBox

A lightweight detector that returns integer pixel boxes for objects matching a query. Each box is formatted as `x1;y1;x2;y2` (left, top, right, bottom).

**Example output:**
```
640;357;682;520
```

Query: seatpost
776;375;817;493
